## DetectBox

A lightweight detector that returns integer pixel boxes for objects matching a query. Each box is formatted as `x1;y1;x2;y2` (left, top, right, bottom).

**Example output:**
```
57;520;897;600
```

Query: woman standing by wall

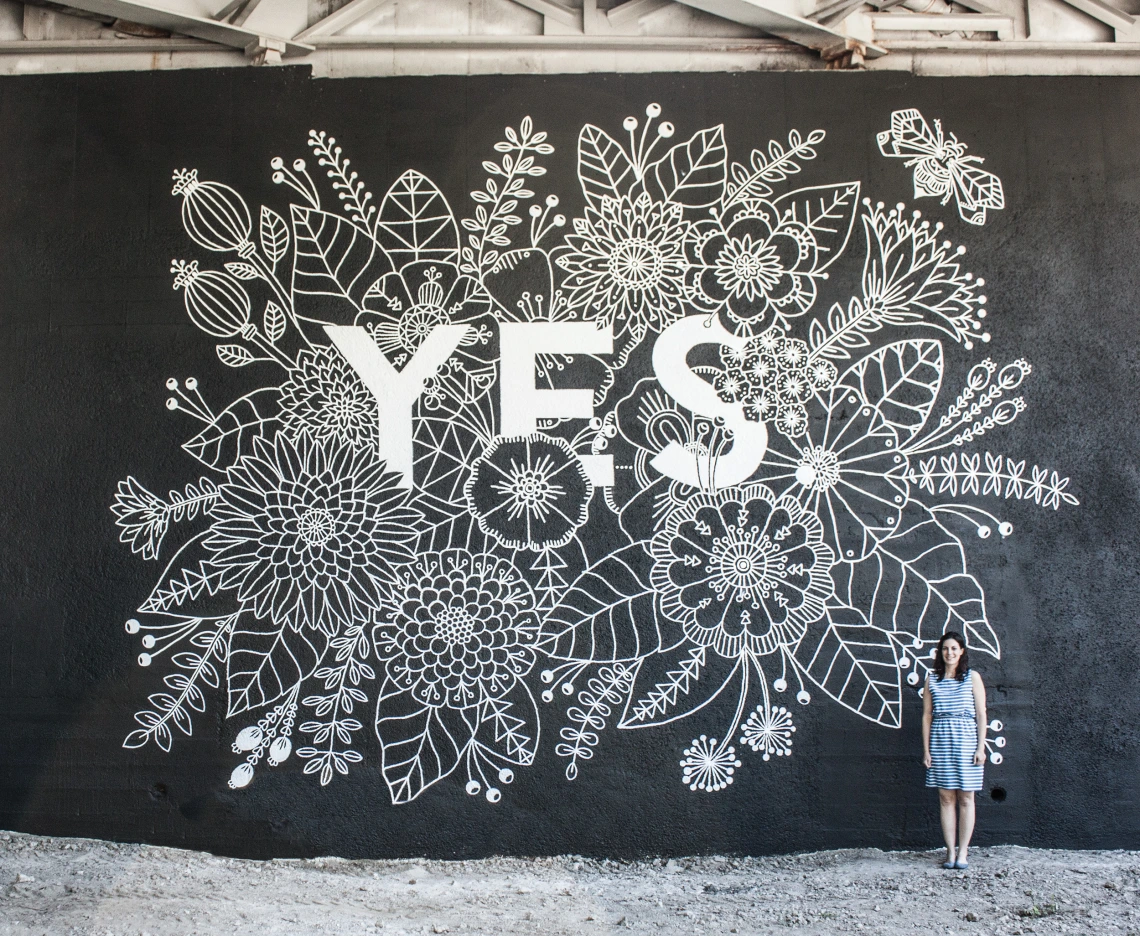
923;631;987;870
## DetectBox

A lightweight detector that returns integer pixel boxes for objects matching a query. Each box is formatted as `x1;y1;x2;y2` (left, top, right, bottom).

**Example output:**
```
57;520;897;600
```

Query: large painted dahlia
205;433;421;635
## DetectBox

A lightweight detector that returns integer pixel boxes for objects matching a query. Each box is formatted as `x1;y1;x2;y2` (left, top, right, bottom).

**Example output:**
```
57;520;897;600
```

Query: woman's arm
972;671;988;767
922;676;933;769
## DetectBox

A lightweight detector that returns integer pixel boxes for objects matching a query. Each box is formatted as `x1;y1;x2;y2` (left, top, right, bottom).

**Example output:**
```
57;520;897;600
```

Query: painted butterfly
877;108;1004;226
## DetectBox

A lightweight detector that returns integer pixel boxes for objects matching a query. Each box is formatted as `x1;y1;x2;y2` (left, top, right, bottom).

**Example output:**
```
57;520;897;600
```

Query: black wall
0;67;1136;859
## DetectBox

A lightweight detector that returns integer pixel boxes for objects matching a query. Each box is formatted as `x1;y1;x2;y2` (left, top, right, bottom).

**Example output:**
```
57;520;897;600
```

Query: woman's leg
956;791;976;864
938;789;958;862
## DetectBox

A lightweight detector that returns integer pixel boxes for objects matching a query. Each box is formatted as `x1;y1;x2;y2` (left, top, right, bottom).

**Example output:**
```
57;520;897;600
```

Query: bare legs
956;791;975;865
938;789;976;865
938;789;958;863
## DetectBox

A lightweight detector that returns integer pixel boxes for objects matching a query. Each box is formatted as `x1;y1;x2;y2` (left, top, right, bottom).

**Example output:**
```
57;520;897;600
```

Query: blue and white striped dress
926;669;983;791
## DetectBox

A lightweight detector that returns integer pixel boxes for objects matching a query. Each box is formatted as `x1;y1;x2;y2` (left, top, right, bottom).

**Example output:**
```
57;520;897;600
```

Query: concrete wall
0;67;1136;859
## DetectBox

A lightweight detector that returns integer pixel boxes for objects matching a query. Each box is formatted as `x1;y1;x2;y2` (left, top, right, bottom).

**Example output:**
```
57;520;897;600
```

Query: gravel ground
0;832;1136;936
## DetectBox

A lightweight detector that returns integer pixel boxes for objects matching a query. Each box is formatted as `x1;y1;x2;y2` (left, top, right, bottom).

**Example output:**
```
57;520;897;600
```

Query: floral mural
111;106;1071;803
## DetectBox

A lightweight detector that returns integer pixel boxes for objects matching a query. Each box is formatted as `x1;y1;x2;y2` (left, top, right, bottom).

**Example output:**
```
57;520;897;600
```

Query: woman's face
941;638;964;670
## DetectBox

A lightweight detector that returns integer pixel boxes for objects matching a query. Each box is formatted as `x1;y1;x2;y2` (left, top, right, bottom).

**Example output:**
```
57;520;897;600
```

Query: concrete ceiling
3;0;1140;75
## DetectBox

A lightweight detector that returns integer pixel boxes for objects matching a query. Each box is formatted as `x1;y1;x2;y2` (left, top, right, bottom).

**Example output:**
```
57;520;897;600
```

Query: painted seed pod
171;168;253;255
229;763;254;789
171;260;252;339
234;725;263;752
268;736;292;766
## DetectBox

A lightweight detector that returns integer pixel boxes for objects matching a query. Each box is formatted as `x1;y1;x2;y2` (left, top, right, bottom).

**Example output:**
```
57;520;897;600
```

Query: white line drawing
110;103;1068;802
877;108;1005;226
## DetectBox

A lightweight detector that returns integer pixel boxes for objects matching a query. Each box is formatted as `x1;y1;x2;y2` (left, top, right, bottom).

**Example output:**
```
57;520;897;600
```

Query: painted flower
715;331;837;440
359;260;496;407
483;247;572;323
111;475;172;561
464;433;593;552
279;344;381;452
205;434;421;635
680;735;741;793
651;483;834;659
739;703;795;761
615;377;718;467
759;386;909;562
612;376;738;493
600;376;743;542
556;193;689;341
373;549;539;708
686;202;819;333
483;246;614;408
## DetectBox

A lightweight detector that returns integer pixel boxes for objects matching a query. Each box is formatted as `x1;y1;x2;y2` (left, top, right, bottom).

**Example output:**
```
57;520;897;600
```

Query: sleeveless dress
925;669;983;791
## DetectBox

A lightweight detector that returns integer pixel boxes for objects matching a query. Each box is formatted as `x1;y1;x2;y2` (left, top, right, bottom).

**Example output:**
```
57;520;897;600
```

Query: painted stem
139;616;232;744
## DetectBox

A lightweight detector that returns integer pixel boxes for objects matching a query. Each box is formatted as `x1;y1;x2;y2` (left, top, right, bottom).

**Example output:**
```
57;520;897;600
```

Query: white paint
877;108;1004;225
578;453;615;487
650;315;768;489
500;321;614;485
111;102;1073;802
325;323;470;487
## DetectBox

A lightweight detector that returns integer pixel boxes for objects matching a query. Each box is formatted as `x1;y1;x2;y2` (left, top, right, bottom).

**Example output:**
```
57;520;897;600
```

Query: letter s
649;315;768;489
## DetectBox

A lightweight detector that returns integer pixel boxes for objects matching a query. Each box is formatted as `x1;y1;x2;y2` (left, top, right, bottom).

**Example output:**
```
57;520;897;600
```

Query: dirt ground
0;832;1136;936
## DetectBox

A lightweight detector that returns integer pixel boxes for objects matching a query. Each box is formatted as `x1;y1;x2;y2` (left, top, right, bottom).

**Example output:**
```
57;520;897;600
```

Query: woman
922;631;987;870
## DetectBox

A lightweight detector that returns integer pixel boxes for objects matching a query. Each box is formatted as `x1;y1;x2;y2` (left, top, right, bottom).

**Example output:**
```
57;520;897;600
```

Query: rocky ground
0;832;1136;935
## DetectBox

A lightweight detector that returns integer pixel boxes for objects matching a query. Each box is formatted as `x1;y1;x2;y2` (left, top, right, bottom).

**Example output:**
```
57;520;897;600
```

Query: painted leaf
540;543;683;662
528;541;582;615
224;261;259;281
643;125;727;208
416;502;485;555
123;729;153;749
773;182;860;273
577;124;636;207
376;169;459;270
138;530;231;617
291;205;391;316
839;339;943;443
810;296;921;362
413;394;491;507
260;204;289;268
413;418;481;507
618;642;742;729
216;344;255;368
263;301;286;343
617;473;672;546
182;387;280;471
833;501;999;657
226;615;326;717
793;604;902;728
727;160;773;202
375;688;472;804
472;677;539;766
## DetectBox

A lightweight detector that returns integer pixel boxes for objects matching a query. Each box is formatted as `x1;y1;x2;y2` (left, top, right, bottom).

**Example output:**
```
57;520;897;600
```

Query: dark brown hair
932;631;970;681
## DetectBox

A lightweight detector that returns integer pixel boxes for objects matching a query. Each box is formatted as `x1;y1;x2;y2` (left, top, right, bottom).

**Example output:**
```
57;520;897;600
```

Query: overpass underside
4;0;1140;76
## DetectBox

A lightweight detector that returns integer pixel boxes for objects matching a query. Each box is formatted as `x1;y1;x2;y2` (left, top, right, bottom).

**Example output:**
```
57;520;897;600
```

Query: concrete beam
1055;0;1134;34
309;33;796;49
672;0;886;56
809;0;867;27
53;0;313;54
507;0;579;27
953;0;1000;14
870;11;1015;38
8;34;1140;76
607;0;673;25
294;0;390;40
211;0;262;27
